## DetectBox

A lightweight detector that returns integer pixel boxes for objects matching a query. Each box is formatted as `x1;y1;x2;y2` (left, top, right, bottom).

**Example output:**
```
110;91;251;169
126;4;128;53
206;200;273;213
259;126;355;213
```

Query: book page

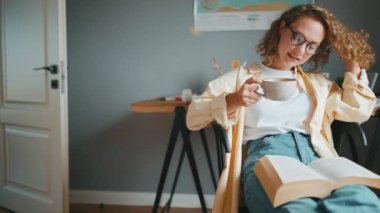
308;157;380;181
267;155;328;183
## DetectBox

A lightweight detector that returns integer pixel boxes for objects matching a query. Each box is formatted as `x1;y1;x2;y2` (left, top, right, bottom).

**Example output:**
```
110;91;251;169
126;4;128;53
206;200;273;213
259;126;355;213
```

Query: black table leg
161;144;186;212
152;106;208;213
152;108;183;213
200;129;217;190
179;109;207;213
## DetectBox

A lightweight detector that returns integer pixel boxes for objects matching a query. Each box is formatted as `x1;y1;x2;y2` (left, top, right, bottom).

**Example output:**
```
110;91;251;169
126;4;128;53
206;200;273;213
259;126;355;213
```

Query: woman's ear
279;21;286;33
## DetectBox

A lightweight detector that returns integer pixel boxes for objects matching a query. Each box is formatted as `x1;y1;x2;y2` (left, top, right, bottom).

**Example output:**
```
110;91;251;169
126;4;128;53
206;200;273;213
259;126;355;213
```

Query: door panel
0;0;68;212
7;126;49;192
4;0;46;103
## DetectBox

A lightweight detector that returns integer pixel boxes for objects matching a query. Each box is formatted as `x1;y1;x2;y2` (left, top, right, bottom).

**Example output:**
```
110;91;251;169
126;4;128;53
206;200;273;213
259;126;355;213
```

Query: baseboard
70;190;214;209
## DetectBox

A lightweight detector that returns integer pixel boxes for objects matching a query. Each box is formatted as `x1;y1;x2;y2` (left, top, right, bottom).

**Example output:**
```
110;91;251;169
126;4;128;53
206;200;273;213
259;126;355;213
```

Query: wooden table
131;99;213;213
131;99;188;113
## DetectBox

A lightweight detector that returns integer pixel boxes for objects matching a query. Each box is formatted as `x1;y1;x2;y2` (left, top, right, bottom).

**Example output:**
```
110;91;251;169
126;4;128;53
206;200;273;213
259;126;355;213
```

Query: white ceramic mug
261;78;297;101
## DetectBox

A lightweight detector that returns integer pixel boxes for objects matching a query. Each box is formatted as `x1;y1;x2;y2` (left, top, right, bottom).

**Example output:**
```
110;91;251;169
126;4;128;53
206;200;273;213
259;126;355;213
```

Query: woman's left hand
345;60;361;77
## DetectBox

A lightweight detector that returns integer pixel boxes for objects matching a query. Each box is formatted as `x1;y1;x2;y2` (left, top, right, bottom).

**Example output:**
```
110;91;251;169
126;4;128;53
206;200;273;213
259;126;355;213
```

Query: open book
254;155;380;207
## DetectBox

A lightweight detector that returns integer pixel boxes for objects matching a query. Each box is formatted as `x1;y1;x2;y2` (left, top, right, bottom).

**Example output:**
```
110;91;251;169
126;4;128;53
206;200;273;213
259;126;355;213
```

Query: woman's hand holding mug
226;77;262;113
226;77;298;113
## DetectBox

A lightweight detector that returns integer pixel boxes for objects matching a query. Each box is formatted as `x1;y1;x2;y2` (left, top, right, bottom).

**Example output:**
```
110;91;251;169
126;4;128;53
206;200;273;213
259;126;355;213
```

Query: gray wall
67;0;380;195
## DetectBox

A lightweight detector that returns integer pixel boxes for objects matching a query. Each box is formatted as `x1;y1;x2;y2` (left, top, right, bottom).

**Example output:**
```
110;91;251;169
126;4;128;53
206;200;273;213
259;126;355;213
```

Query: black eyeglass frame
286;25;320;55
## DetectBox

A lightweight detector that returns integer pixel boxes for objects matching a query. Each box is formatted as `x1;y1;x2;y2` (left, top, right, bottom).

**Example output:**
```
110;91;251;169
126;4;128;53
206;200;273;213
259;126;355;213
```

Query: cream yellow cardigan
186;64;376;213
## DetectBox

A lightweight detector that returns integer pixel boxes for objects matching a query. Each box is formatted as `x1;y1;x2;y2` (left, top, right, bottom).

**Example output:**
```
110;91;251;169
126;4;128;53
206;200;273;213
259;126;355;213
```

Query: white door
0;0;68;212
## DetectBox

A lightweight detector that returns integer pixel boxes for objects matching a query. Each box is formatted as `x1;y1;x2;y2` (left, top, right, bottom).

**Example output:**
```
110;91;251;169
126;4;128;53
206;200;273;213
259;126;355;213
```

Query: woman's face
271;16;325;70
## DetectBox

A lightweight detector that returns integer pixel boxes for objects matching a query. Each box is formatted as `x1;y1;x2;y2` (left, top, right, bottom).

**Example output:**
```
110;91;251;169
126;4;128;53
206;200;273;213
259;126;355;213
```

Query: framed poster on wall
194;0;314;31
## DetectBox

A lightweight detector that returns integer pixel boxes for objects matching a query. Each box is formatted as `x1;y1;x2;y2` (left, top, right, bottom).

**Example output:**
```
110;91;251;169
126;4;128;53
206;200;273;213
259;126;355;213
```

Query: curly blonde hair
256;4;375;69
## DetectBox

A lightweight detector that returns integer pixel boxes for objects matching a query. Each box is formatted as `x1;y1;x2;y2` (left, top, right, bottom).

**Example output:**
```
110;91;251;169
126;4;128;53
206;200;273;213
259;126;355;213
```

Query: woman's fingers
226;77;262;112
235;77;263;107
243;78;261;91
245;91;262;105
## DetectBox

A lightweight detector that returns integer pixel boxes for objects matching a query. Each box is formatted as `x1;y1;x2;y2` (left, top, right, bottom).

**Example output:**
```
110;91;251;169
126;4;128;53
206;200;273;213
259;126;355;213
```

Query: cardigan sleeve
325;69;376;124
186;69;243;131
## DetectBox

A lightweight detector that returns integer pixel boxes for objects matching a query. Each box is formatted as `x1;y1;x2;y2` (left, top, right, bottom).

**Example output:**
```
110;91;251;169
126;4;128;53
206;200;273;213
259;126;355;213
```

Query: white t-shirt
243;63;312;142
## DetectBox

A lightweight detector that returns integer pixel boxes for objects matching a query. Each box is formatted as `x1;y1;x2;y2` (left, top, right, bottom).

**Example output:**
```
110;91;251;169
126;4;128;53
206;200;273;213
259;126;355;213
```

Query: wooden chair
211;121;368;213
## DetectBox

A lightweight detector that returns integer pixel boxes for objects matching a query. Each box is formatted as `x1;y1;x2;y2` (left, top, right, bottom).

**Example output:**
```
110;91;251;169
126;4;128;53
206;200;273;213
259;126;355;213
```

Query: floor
0;204;206;213
70;204;206;213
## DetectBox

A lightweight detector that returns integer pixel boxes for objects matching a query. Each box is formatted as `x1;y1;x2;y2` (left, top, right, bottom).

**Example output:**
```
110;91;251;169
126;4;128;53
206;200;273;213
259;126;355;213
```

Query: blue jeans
242;132;380;213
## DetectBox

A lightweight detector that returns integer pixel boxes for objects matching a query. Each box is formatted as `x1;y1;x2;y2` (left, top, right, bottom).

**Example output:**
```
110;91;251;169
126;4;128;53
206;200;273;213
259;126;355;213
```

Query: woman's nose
293;43;307;55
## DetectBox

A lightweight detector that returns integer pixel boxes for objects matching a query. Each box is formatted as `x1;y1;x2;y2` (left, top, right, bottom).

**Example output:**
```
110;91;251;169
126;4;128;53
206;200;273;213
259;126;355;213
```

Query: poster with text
194;0;314;31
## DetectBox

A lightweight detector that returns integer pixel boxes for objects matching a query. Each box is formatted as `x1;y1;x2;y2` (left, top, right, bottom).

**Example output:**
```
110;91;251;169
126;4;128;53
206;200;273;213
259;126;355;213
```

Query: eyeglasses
287;25;320;55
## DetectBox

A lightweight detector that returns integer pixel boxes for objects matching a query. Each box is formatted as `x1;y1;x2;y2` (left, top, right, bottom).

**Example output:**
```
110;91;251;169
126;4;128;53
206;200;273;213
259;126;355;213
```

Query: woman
186;4;380;213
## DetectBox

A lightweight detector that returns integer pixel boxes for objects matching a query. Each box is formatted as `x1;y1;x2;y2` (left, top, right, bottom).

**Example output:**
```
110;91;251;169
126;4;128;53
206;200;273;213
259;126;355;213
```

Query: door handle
34;65;58;74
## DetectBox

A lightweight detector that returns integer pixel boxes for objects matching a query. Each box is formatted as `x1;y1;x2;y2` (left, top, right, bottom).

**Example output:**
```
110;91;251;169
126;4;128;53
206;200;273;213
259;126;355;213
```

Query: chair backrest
331;120;367;164
212;121;231;176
